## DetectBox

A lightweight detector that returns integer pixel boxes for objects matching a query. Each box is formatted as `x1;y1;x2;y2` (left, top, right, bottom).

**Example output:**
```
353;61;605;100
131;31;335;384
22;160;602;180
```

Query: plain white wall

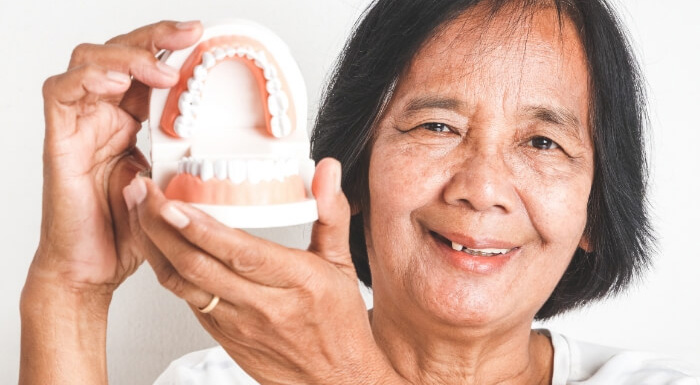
0;0;697;384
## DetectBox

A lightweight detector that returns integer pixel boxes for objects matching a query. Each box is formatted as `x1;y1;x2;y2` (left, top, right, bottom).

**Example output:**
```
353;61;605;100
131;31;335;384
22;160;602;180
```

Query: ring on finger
198;294;220;314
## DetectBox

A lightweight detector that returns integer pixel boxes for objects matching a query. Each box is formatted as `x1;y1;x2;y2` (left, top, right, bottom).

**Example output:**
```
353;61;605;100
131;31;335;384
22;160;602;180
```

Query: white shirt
154;330;699;384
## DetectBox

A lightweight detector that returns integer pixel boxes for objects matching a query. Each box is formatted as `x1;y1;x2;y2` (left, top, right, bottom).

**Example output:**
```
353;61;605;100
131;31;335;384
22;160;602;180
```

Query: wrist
19;259;112;385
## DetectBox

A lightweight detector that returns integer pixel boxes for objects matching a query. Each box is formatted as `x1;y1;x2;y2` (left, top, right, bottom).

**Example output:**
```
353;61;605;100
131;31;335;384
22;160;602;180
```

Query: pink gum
164;174;307;205
160;35;297;138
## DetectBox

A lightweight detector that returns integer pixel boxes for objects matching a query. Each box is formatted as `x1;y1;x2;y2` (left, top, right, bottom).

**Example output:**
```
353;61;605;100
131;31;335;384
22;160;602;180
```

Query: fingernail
130;177;147;206
123;185;135;210
176;20;200;30
106;70;130;84
156;61;179;77
161;204;190;229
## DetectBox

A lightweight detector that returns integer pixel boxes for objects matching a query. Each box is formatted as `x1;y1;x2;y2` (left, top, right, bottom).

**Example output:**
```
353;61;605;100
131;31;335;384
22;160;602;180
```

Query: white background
0;0;698;384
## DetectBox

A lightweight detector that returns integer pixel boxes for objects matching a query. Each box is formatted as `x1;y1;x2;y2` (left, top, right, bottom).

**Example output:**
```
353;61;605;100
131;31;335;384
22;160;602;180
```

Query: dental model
149;20;317;228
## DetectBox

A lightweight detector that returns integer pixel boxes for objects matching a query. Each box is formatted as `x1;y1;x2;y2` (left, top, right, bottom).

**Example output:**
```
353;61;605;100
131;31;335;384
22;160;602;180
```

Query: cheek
520;171;592;251
367;142;449;219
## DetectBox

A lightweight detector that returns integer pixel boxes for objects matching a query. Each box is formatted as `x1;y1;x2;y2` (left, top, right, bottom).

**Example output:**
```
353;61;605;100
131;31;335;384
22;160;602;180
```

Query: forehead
392;4;589;126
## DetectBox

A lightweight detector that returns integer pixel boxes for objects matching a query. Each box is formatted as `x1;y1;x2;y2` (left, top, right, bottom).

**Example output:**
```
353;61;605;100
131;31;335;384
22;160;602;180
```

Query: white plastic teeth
450;242;511;257
177;157;300;184
173;45;292;139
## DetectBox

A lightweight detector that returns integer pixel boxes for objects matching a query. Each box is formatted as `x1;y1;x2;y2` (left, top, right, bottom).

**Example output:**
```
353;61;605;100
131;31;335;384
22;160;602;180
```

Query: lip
429;231;520;274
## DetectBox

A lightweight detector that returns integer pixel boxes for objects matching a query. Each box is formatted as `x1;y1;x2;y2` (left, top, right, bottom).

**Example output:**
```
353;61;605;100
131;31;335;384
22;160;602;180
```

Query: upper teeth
173;45;292;139
451;242;511;256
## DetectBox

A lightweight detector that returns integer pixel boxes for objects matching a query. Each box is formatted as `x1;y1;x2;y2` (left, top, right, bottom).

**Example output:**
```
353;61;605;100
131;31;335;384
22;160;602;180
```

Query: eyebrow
404;96;465;114
523;105;584;141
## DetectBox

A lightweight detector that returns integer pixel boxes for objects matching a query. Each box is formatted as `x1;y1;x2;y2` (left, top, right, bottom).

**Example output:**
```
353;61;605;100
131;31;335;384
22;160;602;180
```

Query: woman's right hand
27;21;202;296
20;21;203;385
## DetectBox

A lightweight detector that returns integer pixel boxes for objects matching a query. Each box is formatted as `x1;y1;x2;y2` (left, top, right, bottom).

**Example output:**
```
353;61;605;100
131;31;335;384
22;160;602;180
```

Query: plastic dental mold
149;20;318;228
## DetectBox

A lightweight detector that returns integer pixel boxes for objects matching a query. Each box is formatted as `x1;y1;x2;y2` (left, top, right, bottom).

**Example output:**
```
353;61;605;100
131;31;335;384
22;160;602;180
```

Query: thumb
308;158;354;272
109;150;150;261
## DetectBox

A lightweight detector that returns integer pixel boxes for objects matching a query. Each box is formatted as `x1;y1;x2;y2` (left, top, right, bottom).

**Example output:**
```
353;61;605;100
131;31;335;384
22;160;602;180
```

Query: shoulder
543;329;700;385
153;346;258;385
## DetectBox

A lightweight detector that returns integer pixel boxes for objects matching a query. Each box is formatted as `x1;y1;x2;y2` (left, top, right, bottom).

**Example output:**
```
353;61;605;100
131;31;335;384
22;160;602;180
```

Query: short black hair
310;0;653;320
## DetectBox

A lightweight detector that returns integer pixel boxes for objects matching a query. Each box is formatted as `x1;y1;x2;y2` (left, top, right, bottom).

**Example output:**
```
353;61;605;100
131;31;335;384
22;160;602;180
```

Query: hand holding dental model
20;19;399;385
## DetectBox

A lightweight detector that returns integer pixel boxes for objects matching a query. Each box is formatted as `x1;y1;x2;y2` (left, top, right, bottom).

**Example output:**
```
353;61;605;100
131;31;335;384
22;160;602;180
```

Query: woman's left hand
125;158;401;385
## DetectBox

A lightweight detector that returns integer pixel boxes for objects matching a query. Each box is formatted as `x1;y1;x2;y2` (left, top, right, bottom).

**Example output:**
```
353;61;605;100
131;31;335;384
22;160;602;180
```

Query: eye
528;136;560;150
419;122;452;133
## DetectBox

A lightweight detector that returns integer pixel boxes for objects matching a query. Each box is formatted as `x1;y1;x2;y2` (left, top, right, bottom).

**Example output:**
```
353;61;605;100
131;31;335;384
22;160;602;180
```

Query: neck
369;300;552;385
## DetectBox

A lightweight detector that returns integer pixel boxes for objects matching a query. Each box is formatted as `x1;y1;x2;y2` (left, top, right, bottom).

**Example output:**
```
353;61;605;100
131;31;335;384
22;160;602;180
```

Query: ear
578;234;592;252
350;203;362;216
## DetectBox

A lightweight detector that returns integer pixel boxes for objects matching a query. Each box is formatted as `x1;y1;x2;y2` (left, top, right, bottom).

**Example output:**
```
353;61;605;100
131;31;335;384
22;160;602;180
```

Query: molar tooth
190;92;202;107
200;160;214;181
254;51;268;68
270;114;292;137
263;65;278;80
451;242;464;252
201;52;216;69
193;64;208;81
190;159;201;176
213;47;226;60
228;160;246;184
266;78;282;94
178;96;193;116
180;91;193;104
267;92;289;116
225;47;237;57
214;160;227;180
187;78;203;93
174;116;193;138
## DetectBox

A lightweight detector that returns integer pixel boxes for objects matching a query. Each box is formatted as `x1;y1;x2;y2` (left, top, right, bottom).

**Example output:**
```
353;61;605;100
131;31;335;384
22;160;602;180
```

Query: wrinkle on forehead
389;1;590;139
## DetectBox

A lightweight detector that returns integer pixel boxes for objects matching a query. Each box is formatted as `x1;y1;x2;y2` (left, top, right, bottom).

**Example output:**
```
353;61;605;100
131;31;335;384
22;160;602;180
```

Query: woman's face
366;6;594;328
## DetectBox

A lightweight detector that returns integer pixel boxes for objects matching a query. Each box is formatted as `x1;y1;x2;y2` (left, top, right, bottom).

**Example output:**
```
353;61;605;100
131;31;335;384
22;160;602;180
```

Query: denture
149;20;317;228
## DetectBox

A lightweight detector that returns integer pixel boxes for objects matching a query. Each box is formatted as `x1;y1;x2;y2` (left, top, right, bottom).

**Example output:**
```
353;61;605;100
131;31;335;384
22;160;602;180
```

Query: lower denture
165;173;306;205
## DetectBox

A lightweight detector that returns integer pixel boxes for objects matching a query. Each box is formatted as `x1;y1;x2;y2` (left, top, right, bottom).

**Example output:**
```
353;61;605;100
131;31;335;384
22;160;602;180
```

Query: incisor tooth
214;160;227;180
200;160;214;181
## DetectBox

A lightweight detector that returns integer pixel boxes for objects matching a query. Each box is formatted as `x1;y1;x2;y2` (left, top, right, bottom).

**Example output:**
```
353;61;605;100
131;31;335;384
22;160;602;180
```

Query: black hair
310;0;652;320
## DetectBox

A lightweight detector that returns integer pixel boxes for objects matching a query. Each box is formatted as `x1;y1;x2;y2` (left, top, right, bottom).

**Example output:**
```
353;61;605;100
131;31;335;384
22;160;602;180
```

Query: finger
307;158;354;272
148;186;317;288
128;207;225;313
43;63;131;105
68;43;179;89
109;151;149;270
131;178;281;302
106;20;203;54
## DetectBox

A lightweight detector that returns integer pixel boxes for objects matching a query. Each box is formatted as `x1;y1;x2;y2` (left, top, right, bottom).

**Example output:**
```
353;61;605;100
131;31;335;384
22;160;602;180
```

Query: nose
442;147;518;214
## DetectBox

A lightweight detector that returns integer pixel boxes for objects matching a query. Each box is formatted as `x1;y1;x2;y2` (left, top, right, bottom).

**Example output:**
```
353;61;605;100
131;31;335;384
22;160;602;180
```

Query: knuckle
228;247;264;273
41;76;57;97
70;42;93;64
178;252;210;283
158;268;186;298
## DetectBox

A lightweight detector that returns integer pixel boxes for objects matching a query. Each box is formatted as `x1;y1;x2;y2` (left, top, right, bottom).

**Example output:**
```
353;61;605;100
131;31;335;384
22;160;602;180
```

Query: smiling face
366;6;594;328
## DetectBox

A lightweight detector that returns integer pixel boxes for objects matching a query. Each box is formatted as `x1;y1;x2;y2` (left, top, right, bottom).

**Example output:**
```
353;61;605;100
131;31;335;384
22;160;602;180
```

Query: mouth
429;231;520;273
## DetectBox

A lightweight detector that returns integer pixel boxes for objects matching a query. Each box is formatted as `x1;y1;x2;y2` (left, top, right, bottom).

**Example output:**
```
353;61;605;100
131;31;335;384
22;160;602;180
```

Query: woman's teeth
174;45;291;138
451;242;511;257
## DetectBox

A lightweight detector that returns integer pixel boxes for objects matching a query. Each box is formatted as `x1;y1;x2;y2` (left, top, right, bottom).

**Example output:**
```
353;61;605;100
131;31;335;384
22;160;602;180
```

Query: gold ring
198;294;220;314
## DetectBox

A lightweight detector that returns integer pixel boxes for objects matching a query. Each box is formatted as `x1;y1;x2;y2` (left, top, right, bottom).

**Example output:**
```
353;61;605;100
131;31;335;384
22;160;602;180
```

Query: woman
19;0;698;384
